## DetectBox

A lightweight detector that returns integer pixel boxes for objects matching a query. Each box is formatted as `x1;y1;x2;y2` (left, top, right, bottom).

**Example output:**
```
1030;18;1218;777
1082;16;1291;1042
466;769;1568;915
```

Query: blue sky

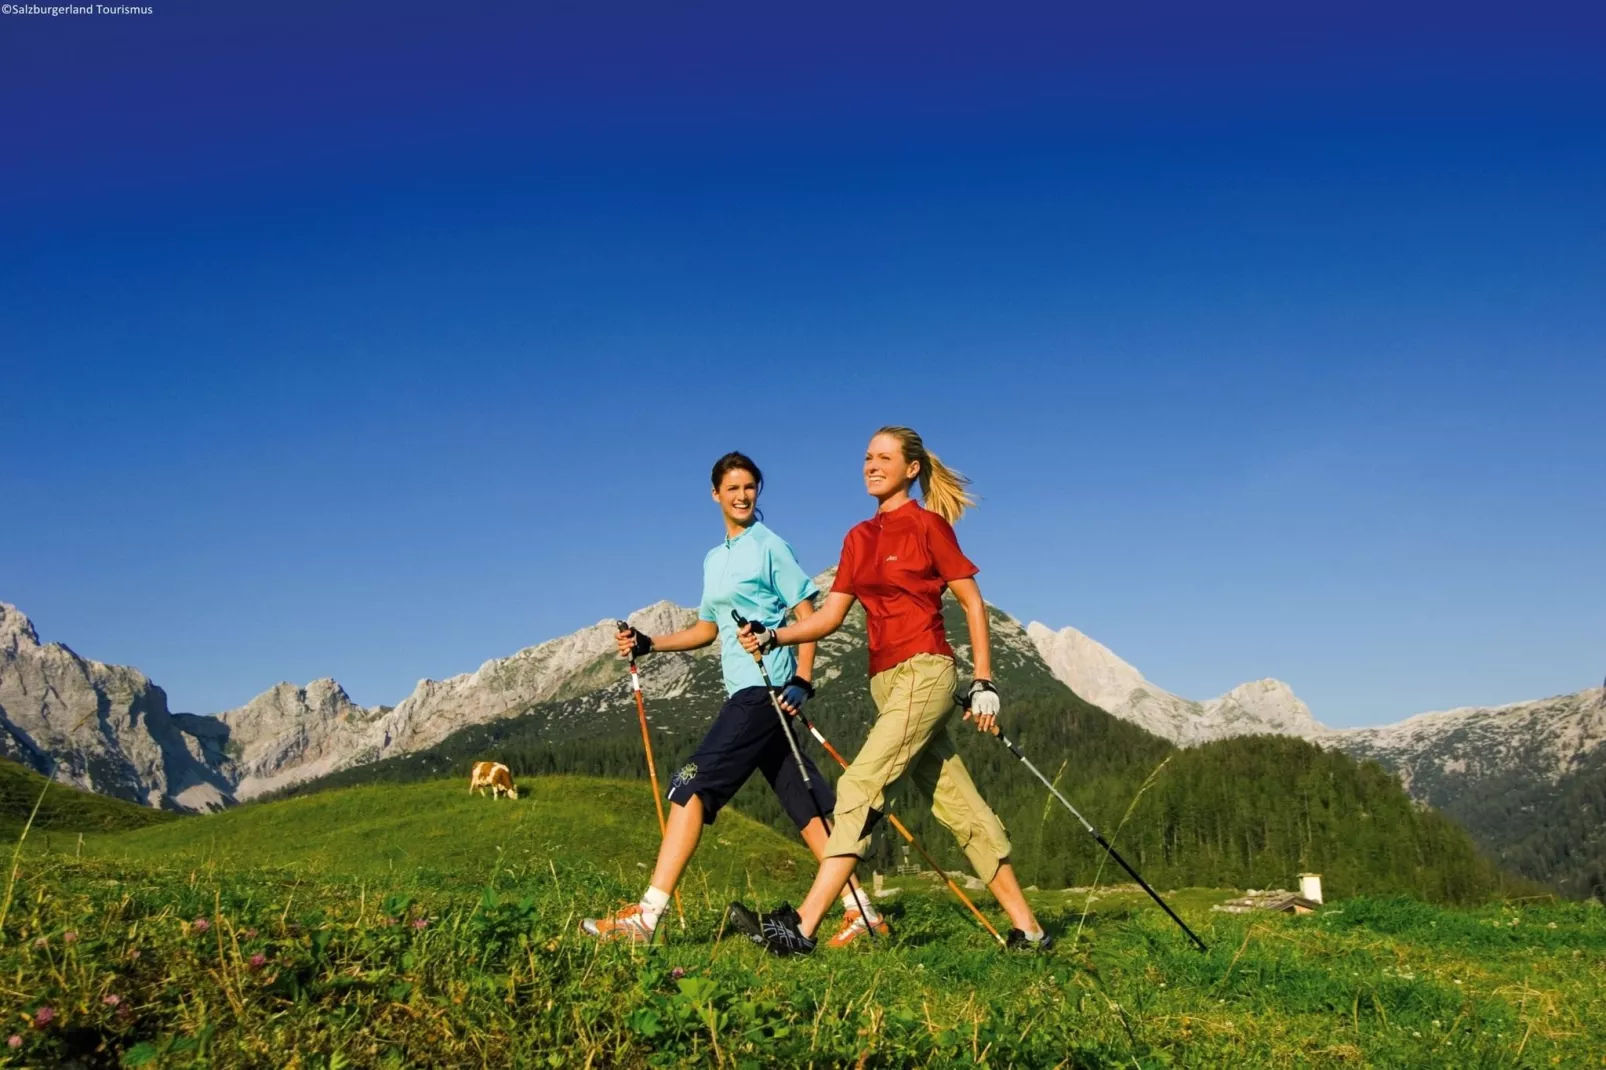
3;2;1602;727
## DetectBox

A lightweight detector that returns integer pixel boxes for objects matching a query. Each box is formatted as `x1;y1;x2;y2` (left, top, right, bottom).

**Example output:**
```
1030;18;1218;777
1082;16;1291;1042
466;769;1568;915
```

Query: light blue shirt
698;521;819;695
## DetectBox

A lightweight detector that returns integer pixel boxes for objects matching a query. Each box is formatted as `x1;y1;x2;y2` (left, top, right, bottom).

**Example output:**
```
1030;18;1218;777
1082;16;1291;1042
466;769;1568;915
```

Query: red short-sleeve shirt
831;500;978;676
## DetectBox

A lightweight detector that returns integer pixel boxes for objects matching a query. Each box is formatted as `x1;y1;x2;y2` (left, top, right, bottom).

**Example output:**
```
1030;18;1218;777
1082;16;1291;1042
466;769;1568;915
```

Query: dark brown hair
710;451;764;521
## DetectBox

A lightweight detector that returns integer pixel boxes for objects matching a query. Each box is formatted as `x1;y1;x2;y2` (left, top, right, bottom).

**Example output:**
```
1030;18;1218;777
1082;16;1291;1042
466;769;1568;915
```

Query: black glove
779;675;814;714
616;620;653;658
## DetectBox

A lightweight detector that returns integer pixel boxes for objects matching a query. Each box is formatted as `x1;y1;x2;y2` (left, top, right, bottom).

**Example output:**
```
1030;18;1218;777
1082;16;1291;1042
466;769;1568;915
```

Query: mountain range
3;594;1601;896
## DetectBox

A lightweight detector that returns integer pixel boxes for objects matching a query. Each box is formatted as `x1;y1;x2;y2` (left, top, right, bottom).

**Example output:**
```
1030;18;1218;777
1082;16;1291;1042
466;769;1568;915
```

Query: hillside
0;756;179;838
83;775;812;891
1333;687;1606;898
2;592;1554;900
274;602;1510;904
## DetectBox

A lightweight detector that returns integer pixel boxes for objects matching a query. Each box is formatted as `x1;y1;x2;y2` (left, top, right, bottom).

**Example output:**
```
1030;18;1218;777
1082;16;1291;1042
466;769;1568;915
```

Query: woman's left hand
962;679;1001;736
778;675;814;715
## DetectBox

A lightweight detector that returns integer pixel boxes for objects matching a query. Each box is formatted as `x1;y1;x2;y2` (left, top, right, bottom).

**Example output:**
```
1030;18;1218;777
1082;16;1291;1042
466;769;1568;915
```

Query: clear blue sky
3;2;1602;728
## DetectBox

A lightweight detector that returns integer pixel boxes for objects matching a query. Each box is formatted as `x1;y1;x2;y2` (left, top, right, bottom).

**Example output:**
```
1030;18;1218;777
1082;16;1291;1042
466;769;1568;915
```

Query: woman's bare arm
791;597;819;681
947;578;992;680
777;590;853;646
949;578;1000;734
618;619;718;657
740;590;854;653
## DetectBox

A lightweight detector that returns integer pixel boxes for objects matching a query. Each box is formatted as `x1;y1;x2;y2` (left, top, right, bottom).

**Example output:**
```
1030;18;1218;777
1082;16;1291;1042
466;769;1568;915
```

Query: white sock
1021;926;1045;942
842;887;878;921
638;886;671;929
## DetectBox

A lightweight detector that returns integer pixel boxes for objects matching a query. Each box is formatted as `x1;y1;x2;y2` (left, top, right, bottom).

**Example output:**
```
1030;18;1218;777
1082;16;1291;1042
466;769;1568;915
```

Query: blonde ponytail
875;425;976;523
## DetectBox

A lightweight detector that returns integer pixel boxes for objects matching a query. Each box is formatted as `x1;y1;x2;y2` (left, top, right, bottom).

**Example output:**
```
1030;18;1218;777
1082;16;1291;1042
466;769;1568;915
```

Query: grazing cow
469;760;519;800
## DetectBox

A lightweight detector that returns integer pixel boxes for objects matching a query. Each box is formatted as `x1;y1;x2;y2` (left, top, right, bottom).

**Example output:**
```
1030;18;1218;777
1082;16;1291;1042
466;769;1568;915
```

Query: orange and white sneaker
580;904;657;944
826;908;890;948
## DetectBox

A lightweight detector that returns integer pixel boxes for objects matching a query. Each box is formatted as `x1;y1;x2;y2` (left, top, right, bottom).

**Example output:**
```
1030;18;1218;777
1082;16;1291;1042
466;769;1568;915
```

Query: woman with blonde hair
728;427;1051;954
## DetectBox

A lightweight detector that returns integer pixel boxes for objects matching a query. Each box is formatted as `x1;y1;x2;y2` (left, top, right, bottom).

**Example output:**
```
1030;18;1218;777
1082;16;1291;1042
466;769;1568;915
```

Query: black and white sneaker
725;901;765;945
1005;928;1056;952
759;903;816;956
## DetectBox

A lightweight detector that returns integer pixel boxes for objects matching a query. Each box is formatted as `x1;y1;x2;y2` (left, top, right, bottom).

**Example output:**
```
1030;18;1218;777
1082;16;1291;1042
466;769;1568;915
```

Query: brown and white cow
469;761;519;800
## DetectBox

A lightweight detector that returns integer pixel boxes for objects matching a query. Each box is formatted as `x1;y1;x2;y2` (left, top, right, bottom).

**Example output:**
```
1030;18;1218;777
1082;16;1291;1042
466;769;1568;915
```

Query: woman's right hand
737;621;778;656
962;679;1001;736
616;623;652;659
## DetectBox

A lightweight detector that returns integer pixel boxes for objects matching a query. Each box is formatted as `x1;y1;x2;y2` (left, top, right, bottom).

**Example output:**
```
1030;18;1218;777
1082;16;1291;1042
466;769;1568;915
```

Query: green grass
77;776;815;892
2;776;1602;1068
0;757;179;838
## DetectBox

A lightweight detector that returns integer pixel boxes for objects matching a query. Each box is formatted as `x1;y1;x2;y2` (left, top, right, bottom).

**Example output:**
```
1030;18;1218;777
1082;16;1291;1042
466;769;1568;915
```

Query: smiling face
712;467;760;530
864;432;920;503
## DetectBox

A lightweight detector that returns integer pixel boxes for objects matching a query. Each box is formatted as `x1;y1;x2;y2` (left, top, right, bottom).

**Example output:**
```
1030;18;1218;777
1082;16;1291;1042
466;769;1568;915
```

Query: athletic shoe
724;901;765;945
580;904;656;944
826;908;891;948
1005;928;1056;952
756;903;816;956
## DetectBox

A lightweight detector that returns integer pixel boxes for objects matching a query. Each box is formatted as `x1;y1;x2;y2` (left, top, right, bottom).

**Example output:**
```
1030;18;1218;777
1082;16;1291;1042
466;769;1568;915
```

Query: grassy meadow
1;772;1603;1068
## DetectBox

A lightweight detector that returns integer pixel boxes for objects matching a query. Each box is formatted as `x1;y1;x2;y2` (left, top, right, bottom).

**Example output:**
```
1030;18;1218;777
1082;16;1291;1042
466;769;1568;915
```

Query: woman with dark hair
581;452;883;945
729;427;1051;954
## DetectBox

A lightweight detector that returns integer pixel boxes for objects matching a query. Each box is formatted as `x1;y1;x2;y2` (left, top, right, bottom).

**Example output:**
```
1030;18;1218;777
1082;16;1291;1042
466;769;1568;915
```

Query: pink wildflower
412;918;429;930
248;953;267;970
32;1006;54;1028
102;994;121;1007
670;967;686;980
63;931;77;944
192;918;210;933
6;1035;20;1048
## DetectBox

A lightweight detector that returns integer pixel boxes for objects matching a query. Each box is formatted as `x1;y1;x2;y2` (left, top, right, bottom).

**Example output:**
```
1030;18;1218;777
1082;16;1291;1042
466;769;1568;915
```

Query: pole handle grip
730;611;766;663
616;620;641;670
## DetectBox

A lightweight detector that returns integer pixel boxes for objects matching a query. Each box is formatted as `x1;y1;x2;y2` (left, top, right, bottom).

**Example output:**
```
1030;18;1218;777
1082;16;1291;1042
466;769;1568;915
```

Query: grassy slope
0;756;178;837
3;776;1602;1067
273;604;1511;903
81;775;814;891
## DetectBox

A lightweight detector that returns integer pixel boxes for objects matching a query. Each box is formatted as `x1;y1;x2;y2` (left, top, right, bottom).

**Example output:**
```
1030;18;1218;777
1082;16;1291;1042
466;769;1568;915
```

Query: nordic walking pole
733;612;878;942
789;710;1006;946
618;621;685;929
960;695;1208;953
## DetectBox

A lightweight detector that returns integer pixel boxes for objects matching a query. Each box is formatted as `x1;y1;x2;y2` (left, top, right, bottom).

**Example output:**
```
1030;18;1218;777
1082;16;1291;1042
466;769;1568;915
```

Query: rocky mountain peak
1025;621;1324;744
0;602;40;654
1208;678;1325;737
1024;622;1149;716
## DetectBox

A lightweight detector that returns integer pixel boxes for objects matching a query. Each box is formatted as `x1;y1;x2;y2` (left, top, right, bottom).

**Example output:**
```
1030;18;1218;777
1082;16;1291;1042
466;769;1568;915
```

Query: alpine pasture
2;766;1602;1068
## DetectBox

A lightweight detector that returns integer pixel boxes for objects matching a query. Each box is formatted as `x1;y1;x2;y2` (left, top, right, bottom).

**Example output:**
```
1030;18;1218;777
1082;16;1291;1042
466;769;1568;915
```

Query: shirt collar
872;499;922;525
725;520;765;547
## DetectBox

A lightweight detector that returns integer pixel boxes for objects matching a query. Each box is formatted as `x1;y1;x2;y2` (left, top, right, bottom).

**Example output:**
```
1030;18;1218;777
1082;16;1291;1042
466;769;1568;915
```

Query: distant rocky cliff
1025;622;1326;744
1330;687;1606;804
0;600;695;808
0;603;234;811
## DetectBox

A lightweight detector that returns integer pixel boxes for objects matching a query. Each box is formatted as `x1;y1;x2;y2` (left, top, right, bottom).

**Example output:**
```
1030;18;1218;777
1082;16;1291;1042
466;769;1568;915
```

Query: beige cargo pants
824;653;1013;883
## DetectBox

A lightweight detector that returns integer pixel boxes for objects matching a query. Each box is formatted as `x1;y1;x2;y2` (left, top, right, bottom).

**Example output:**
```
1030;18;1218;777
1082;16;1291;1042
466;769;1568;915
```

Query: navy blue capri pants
665;686;833;830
